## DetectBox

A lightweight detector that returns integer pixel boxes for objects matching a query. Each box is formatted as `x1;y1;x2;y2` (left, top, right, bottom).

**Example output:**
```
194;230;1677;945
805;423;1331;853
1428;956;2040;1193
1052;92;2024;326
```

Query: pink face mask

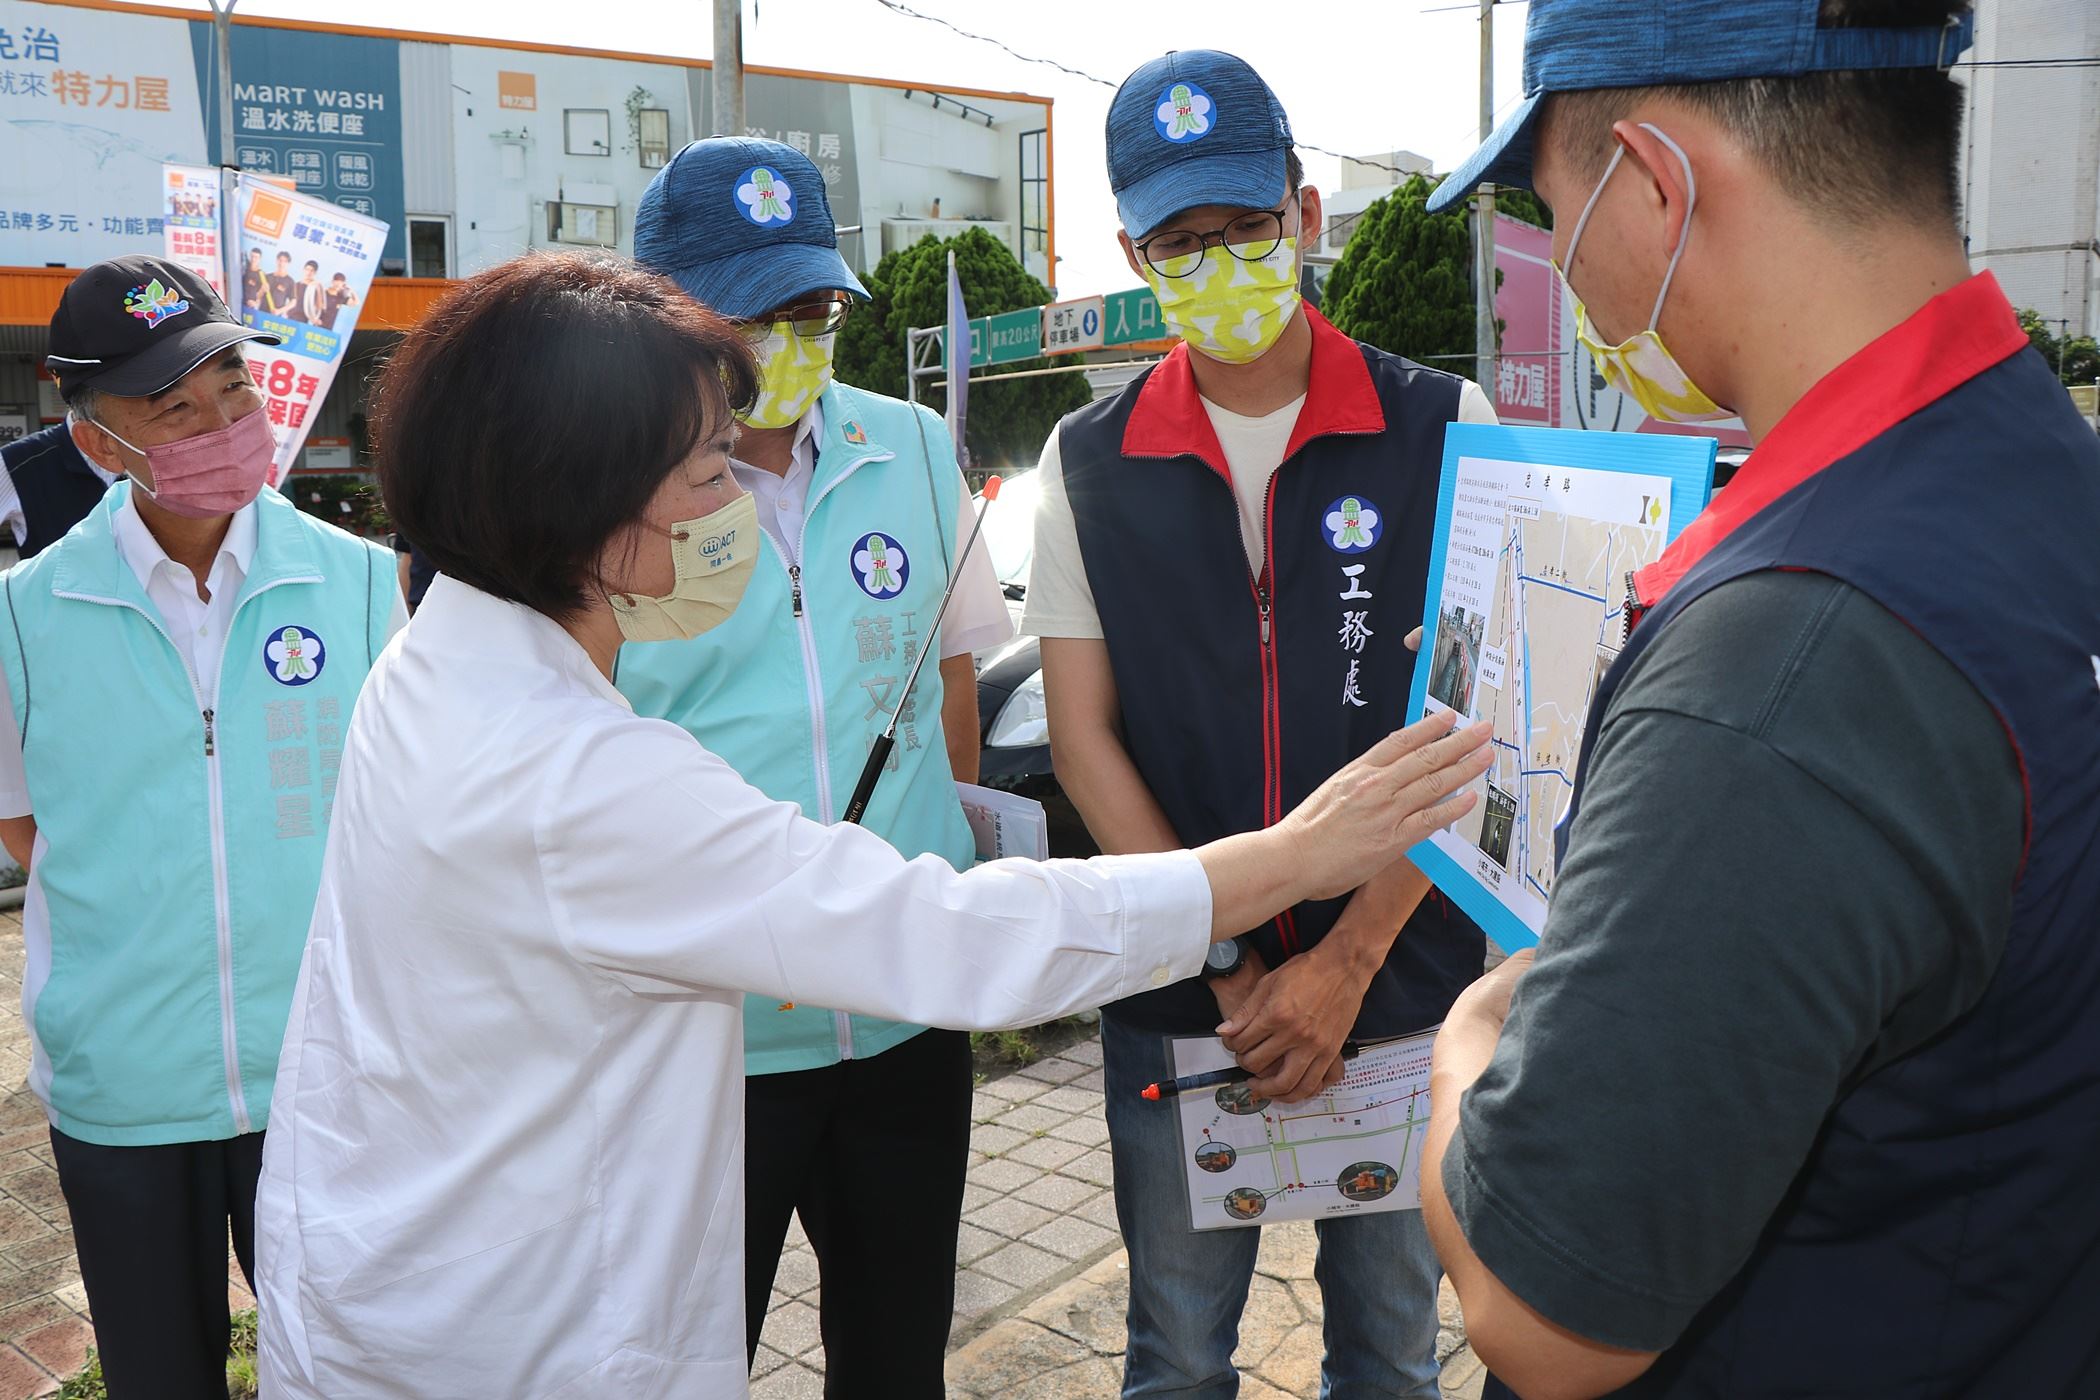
88;404;278;519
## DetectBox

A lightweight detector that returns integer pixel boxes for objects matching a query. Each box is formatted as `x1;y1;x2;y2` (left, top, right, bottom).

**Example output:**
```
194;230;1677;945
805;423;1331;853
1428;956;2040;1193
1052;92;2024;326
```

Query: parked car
970;471;1100;858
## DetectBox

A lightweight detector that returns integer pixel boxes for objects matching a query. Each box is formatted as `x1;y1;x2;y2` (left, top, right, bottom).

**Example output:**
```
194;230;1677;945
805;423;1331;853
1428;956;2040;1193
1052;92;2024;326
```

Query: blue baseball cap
1427;0;1976;214
633;136;867;319
1106;51;1295;240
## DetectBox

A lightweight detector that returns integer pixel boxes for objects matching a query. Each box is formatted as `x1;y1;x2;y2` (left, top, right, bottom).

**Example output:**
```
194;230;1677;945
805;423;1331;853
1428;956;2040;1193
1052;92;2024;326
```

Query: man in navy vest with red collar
1024;50;1497;1397
1418;2;2100;1396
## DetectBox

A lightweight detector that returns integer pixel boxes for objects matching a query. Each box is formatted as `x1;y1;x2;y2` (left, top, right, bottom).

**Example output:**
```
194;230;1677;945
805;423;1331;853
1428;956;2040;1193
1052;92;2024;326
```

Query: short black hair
1285;148;1303;192
1546;0;1968;227
374;251;759;621
304;260;319;272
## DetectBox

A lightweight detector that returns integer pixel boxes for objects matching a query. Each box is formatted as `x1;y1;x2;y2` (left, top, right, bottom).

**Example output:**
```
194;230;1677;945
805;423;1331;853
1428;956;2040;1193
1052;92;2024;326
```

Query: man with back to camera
0;417;114;560
1023;49;1500;1399
1416;2;2100;1396
0;255;404;1398
618;136;1012;1396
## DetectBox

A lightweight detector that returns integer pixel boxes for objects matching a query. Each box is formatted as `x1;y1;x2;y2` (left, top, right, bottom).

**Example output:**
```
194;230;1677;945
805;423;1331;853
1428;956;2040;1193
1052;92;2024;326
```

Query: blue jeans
1103;1013;1444;1399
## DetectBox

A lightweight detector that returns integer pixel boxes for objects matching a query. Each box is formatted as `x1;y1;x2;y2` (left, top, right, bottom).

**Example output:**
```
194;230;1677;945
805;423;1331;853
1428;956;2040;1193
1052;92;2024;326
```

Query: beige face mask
609;492;760;643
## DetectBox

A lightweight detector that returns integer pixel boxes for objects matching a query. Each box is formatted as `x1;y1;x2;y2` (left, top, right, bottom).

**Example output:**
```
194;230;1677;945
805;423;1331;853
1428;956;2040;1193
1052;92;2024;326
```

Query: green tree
1322;176;1476;368
833;227;1088;474
1493;187;1553;230
2017;307;2100;387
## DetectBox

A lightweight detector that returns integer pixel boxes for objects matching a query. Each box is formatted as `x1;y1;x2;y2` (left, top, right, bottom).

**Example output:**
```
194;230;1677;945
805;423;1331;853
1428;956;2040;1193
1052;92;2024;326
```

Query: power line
869;0;1429;178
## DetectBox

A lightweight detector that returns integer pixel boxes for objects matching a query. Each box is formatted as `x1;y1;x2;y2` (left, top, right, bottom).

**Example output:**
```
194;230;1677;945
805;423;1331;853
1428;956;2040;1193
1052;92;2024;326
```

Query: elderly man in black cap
0;255;402;1398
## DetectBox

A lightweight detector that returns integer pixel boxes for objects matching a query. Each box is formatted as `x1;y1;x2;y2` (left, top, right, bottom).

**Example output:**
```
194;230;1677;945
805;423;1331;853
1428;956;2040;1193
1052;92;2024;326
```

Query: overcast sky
169;0;1530;295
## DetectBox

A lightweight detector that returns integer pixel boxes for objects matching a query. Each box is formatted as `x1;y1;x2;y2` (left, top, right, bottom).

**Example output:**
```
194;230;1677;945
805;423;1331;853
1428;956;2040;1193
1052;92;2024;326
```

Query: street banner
160;164;224;298
234;172;386;482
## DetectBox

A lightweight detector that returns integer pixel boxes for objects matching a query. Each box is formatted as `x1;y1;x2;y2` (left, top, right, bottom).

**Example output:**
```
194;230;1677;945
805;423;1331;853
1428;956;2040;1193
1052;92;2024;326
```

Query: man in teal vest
622;138;1011;1393
0;256;401;1400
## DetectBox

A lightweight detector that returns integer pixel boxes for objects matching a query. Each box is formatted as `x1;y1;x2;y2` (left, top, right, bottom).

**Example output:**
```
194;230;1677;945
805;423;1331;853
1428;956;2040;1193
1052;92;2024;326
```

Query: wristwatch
1201;938;1248;981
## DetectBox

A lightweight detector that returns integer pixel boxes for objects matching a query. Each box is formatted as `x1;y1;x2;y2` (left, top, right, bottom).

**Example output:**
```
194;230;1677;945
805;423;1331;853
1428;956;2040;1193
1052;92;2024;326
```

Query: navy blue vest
1549;287;2100;1396
1062;309;1485;1035
3;423;108;558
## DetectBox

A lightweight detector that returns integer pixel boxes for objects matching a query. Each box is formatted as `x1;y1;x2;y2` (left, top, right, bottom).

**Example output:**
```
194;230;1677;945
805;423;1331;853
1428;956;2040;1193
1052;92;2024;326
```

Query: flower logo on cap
1324;496;1383;553
123;278;190;329
736;166;795;226
264;625;326;686
851;532;910;598
1155;82;1215;143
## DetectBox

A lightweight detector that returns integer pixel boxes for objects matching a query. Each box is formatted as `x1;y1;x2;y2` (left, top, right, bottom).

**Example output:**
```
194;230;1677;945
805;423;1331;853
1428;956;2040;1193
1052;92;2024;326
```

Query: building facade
1960;0;2100;340
0;0;1056;467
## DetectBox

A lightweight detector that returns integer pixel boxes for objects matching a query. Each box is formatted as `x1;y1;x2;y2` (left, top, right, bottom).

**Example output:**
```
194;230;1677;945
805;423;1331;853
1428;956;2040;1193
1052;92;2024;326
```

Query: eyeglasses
1134;197;1298;279
739;297;852;340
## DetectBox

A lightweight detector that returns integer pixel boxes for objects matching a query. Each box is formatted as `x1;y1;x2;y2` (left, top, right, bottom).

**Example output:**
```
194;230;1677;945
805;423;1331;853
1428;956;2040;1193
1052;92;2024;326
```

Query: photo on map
1478;782;1517;870
1427;604;1485;713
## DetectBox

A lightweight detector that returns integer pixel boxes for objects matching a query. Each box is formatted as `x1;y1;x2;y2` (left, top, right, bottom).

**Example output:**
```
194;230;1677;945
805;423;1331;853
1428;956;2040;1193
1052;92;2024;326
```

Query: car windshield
976;468;1039;591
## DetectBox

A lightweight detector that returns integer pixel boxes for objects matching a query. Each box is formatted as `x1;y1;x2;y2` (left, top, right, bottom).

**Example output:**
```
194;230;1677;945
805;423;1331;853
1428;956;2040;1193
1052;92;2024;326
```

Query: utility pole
711;0;746;138
1474;0;1498;402
207;0;240;302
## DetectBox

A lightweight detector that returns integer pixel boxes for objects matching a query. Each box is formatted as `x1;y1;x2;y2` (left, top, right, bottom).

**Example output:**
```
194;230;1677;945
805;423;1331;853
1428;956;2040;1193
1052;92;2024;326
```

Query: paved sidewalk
0;910;1481;1398
754;1039;1485;1398
0;911;251;1399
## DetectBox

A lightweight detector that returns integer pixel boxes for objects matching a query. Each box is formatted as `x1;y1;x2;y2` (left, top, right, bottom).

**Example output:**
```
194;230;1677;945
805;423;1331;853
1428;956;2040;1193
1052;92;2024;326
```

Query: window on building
638;108;671;169
1019;127;1048;273
565;108;612;157
407;217;451;279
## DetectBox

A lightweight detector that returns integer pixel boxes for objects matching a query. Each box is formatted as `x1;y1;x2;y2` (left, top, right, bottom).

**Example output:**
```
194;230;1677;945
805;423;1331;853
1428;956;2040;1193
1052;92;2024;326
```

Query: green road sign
1102;287;1165;346
983;308;1042;365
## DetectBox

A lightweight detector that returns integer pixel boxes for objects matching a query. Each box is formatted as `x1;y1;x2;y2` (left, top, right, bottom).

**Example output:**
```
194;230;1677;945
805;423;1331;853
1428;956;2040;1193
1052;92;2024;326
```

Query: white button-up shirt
254;575;1210;1398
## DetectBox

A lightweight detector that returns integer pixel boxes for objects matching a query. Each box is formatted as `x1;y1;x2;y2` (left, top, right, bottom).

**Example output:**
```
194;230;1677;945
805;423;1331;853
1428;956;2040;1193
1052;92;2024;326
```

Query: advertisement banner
192;24;405;266
160;163;224;297
0;1;208;267
1492;212;1749;447
235;174;386;482
1490;213;1558;429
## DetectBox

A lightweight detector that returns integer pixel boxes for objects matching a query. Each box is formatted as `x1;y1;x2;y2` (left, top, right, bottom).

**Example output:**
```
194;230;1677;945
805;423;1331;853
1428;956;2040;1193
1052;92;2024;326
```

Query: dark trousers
48;1127;264;1400
743;1027;974;1398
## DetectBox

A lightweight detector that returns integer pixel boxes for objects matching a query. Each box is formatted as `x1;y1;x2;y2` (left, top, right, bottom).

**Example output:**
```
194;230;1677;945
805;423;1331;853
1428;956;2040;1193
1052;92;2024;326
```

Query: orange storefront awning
0;267;455;332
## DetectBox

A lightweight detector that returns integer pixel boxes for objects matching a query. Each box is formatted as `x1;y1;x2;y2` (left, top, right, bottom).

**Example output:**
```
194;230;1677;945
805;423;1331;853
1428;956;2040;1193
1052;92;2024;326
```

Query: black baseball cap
45;255;280;399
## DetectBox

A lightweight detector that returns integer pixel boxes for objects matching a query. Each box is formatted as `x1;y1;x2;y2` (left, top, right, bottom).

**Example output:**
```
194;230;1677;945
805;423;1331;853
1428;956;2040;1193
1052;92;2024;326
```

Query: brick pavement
0;910;251;1399
752;1038;1484;1399
0;909;1480;1398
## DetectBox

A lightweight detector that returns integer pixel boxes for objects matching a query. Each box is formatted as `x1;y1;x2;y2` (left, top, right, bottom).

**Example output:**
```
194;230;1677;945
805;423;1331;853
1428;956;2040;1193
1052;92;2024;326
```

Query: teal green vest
617;383;974;1075
0;485;396;1146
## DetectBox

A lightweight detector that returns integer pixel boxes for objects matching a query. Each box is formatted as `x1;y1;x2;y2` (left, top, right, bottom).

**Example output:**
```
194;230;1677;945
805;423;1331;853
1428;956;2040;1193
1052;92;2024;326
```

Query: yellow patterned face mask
1556;124;1730;425
739;326;836;430
1142;234;1302;365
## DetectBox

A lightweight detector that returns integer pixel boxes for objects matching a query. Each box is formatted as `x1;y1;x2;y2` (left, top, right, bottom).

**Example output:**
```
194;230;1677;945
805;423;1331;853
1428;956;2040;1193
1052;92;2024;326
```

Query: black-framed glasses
1135;197;1297;279
739;295;852;340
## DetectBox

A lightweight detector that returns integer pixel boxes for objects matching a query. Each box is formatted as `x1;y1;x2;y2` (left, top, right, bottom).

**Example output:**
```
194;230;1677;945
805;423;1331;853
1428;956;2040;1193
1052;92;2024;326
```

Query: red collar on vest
1120;304;1385;480
1633;271;2029;613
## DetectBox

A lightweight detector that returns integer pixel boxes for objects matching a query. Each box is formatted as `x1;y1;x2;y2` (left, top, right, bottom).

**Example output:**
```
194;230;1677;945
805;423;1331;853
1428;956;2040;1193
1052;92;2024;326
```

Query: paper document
956;783;1049;862
1170;1028;1437;1231
1408;424;1716;950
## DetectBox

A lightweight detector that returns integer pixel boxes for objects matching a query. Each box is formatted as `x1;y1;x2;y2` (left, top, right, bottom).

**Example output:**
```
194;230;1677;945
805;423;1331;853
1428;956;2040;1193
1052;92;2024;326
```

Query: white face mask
609;492;759;643
1556;123;1731;425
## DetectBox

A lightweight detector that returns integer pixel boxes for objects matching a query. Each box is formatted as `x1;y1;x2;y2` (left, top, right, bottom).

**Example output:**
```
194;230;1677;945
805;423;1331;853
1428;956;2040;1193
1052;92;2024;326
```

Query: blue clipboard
1404;424;1716;951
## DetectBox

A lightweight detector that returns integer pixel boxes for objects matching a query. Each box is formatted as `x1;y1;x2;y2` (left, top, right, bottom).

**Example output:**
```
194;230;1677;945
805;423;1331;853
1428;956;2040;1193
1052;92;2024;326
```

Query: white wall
448;46;694;275
1961;0;2100;336
851;85;1043;272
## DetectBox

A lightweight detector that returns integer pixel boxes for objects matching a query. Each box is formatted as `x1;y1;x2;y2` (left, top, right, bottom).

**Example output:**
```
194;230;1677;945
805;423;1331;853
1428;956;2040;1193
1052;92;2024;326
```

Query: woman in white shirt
253;251;1491;1399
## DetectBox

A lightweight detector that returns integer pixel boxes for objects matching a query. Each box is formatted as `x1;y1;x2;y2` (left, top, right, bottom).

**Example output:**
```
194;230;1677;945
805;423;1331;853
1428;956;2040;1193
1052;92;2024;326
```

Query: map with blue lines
1419;454;1674;941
